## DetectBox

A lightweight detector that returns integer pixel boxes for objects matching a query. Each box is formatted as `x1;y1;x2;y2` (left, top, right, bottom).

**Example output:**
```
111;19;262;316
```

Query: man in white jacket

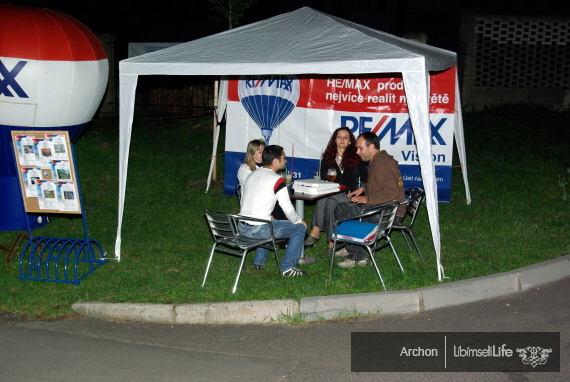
239;145;308;277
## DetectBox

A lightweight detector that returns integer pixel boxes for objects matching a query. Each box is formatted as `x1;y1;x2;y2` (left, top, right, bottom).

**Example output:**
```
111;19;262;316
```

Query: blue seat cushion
332;220;378;243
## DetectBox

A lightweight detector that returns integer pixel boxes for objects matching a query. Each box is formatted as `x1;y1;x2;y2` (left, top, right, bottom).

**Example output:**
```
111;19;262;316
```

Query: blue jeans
238;220;305;272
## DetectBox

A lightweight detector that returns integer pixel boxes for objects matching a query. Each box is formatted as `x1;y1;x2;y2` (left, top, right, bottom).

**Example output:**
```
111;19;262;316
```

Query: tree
207;0;259;29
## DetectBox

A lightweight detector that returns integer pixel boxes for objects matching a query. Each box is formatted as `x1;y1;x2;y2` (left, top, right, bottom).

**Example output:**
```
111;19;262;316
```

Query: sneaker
335;248;351;257
320;248;333;257
282;267;308;277
253;264;263;271
337;257;368;268
303;235;320;246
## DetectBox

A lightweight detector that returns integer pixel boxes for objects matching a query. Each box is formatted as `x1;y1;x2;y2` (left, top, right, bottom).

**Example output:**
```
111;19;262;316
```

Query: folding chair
203;210;281;293
329;202;403;290
392;188;425;262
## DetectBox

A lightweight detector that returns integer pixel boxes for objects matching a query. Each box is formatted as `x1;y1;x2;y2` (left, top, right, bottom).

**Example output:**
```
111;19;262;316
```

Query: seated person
335;132;407;268
238;145;308;277
237;139;265;187
238;138;288;222
303;127;368;257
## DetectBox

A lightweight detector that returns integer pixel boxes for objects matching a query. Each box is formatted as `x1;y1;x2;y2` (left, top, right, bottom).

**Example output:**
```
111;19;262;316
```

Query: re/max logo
0;59;29;98
340;115;447;145
244;78;294;92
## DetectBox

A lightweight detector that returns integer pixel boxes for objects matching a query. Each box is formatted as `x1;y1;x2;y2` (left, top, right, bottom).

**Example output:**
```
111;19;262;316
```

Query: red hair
322;127;360;170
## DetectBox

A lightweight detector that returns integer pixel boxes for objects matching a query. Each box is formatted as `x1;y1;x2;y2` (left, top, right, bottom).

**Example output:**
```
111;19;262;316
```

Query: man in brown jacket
335;131;406;268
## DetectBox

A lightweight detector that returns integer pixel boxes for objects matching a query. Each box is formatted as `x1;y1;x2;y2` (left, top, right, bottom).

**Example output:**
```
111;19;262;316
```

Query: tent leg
212;80;219;181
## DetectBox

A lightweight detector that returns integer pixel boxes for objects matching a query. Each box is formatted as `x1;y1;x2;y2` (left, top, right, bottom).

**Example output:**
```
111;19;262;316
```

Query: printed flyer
11;131;81;214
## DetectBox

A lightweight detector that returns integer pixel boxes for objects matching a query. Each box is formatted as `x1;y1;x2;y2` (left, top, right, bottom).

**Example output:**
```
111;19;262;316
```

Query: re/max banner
224;67;457;202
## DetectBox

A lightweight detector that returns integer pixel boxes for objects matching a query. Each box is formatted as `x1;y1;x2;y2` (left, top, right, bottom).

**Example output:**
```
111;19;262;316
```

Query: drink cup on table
313;171;320;179
285;173;293;184
327;168;337;182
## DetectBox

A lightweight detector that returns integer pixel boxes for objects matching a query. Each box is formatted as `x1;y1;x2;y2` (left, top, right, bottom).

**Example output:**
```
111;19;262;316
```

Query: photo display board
11;131;81;214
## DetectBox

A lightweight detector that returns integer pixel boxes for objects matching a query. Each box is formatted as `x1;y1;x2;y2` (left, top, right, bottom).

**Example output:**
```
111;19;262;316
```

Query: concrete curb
72;255;569;325
174;299;299;324
72;299;299;325
300;289;420;321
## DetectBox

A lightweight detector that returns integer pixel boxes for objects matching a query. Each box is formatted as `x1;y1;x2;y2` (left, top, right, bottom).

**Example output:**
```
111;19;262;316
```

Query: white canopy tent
117;7;471;281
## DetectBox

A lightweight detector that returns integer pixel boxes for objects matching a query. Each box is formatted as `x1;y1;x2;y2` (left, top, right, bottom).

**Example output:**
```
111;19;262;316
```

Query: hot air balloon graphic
0;5;108;230
238;75;300;145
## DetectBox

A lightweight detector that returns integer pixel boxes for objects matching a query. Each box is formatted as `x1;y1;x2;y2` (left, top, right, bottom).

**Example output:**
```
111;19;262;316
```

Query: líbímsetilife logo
351;332;560;372
516;346;552;368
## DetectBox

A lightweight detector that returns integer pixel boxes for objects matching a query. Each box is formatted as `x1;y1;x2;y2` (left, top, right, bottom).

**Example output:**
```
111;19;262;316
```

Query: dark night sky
8;0;570;59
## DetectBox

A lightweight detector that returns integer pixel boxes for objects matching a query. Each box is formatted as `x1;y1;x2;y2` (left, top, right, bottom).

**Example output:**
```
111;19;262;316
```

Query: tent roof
120;6;456;76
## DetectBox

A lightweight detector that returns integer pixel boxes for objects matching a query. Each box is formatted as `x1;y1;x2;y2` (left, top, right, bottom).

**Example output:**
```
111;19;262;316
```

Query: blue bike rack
19;237;105;284
16;142;107;284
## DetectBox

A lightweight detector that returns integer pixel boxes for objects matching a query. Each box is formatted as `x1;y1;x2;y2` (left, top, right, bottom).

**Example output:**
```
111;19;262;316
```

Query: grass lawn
0;105;568;318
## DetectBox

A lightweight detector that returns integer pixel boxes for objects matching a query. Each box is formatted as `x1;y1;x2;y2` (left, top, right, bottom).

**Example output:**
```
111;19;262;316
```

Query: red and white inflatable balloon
0;4;108;137
0;5;108;230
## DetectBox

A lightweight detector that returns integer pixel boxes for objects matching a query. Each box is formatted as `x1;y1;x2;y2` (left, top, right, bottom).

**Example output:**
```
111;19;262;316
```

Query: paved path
2;277;568;381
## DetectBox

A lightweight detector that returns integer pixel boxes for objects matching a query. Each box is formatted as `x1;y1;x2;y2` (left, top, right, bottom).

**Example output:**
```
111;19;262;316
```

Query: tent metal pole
212;80;219;181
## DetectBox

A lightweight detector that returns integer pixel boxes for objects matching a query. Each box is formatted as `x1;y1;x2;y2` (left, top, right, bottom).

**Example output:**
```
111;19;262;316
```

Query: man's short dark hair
358;132;380;149
262;145;284;166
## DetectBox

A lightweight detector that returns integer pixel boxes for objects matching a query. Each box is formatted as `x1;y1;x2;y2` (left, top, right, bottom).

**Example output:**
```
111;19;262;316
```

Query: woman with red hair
304;127;368;257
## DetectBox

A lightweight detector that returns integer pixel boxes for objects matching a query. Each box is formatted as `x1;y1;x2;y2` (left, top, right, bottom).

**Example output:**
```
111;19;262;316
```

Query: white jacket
237;163;255;187
239;167;301;225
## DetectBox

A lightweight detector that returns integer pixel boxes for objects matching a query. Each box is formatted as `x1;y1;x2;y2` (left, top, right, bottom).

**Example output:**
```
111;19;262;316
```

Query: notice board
11;131;81;214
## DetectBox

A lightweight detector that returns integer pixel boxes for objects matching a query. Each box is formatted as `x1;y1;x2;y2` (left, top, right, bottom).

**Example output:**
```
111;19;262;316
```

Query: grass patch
0;105;568;318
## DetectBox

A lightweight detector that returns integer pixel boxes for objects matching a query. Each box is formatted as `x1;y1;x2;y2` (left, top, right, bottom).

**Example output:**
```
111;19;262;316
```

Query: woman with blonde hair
237;139;265;186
